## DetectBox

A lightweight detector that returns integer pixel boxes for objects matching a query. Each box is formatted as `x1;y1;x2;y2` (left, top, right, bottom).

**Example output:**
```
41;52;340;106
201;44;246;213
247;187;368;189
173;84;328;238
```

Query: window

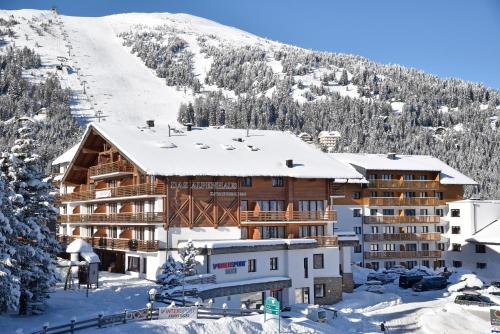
256;200;285;212
142;258;147;274
403;174;415;180
353;209;361;218
109;226;117;238
406;244;417;251
135;227;145;240
382;191;394;197
148;227;155;241
421;243;429;251
87;204;95;214
381;174;393;180
147;200;155;213
451;209;460;217
368;174;376;180
406;261;417;269
300;225;324;238
453;261;462;268
240;200;248;211
475;244;486;253
270;257;278;270
404;191;416;198
384;261;396;269
370;244;379;251
421;260;430;268
418;175;428;181
313;254;324;269
383;209;394;216
304;258;309;278
437;243;446;251
314;284;325;298
436;192;444;200
370;191;378;198
407;226;417;233
295;287;310;304
272;177;284;187
298;200;324;212
451;226;461;234
419;192;428;198
405;209;416;216
352;191;361;199
384;226;395;234
354;244;362;253
383;244;396;251
135;201;144;213
419;209;428;216
476;262;487;269
370;262;380;271
127;256;140;272
452;244;462;252
421;226;429;233
435;208;444;217
354;226;362;234
370;209;378;216
248;259;256;272
436;226;444;233
108;203;117;214
371;226;379;234
242;177;252;187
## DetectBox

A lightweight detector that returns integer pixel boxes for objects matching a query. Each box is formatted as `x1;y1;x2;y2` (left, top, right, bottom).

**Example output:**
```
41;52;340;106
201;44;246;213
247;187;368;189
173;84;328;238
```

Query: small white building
444;199;500;281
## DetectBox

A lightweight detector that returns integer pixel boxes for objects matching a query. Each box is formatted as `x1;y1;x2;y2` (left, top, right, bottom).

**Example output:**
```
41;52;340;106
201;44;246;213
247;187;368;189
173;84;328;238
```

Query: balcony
58;235;159;252
89;161;133;178
364;215;441;224
240;210;337;223
60;183;165;202
368;179;440;190
364;232;442;242
364;250;442;260
305;235;338;247
368;197;439;206
58;212;165;224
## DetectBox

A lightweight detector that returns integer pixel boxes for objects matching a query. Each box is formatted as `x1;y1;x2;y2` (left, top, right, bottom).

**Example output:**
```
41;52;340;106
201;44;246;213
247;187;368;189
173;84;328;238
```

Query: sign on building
158;306;198;320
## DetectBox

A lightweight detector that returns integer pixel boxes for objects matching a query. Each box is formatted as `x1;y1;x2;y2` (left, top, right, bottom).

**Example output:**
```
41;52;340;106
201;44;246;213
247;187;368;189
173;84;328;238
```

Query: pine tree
0;127;60;313
339;69;349;86
157;255;183;297
179;239;199;276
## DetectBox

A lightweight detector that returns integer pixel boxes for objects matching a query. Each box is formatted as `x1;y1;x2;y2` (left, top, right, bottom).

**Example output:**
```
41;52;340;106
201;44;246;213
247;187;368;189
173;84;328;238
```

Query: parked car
491;281;500;288
399;274;425;289
290;305;327;323
455;293;497;307
412;276;448;292
367;273;395;284
384;265;407;275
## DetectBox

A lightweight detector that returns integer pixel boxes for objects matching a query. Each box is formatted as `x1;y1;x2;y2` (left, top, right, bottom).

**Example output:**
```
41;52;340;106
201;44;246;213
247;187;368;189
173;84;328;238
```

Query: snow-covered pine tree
179;239;199;276
0;127;60;313
0;174;20;313
157;255;183;296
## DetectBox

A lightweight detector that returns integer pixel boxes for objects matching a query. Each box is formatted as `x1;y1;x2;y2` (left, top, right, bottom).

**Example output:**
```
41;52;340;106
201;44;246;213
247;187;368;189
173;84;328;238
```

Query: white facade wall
168;227;242;247
333;204;363;265
445;200;500;280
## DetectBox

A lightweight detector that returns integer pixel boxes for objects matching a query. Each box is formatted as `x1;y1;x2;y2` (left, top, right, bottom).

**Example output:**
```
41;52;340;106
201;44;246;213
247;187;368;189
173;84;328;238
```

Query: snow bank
419;302;490;334
351;264;374;284
448;274;483;292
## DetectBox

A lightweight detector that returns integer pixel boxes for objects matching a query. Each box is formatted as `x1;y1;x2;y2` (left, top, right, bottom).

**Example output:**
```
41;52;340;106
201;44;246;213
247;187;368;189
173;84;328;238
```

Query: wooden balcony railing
363;232;441;242
364;250;442;260
60;183;165;202
305;235;338;246
89;161;134;177
57;235;159;252
368;180;440;190
364;215;441;224
368;197;439;206
240;210;337;222
58;212;165;224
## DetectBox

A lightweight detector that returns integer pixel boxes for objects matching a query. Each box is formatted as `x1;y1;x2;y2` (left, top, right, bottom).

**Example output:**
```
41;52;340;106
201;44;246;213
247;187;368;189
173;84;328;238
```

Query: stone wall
313;276;343;304
342;272;354;293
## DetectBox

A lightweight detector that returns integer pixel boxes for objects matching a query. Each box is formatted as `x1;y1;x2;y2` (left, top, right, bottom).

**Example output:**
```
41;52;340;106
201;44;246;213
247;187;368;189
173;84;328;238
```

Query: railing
364;215;441;224
89;160;134;177
368;179;440;190
58;212;165;224
368;197;439;206
363;232;441;242
364;250;442;259
59;236;159;252
60;183;165;202
305;235;338;246
240;210;336;222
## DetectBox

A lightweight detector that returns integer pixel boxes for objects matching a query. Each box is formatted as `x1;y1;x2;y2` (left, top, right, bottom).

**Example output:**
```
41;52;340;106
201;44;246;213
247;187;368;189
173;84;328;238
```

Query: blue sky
3;0;500;89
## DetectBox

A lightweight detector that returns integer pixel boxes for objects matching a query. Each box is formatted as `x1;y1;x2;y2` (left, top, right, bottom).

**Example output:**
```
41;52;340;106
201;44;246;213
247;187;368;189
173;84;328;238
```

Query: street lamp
148;288;157;302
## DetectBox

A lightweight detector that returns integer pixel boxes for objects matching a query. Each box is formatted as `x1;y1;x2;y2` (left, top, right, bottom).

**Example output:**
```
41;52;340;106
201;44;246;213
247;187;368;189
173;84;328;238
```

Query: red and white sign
158;306;198;320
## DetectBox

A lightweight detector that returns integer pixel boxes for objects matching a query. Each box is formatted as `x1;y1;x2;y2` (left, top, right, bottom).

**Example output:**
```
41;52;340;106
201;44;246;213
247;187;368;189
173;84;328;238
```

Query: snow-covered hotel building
329;153;477;271
444;199;500;281
56;122;365;306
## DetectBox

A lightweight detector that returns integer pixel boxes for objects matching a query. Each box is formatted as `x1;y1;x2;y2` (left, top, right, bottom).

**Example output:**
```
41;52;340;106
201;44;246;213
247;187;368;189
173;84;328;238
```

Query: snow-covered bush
157;255;184;294
179;239;199;276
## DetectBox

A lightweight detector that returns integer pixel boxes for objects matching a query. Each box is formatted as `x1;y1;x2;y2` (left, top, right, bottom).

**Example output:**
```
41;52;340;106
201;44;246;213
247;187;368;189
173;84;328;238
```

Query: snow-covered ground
0;271;495;334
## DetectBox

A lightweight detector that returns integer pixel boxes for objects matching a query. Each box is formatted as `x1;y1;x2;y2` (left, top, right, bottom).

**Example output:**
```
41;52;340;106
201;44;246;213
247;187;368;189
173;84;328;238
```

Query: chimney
186;123;193;131
146;120;155;128
286;159;293;168
168;124;171;137
387;152;396;160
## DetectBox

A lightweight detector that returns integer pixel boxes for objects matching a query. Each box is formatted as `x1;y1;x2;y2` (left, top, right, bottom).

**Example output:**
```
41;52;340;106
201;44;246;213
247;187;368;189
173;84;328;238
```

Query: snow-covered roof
66;238;93;253
178;238;316;249
330;153;477;185
76;123;364;179
52;144;80;166
467;219;500;245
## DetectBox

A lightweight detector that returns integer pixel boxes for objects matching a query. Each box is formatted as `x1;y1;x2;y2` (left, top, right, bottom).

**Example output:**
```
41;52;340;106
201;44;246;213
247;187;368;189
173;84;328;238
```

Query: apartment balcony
240;210;337;223
60;183;165;202
368;197;439;206
305;235;338;247
363;232;442;242
368;179;440;190
89;160;134;179
58;235;159;252
364;215;441;224
364;250;442;260
58;212;165;224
